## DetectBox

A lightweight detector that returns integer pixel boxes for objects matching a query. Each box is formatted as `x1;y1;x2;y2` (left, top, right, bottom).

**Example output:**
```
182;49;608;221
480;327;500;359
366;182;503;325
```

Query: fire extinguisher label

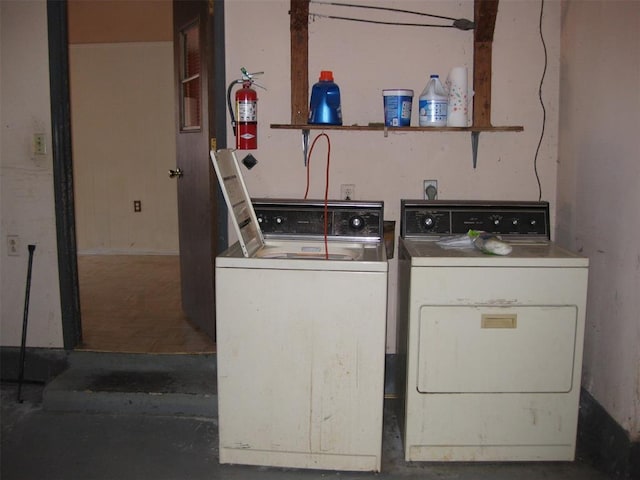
237;100;257;122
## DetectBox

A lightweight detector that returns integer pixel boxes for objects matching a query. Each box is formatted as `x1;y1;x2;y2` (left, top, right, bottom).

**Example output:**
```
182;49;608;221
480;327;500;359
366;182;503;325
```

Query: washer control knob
349;215;365;231
275;216;284;225
422;215;435;230
512;218;519;226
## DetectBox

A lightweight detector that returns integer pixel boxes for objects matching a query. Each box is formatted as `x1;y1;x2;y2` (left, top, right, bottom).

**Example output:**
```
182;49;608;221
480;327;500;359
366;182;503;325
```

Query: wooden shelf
271;124;523;133
272;123;523;169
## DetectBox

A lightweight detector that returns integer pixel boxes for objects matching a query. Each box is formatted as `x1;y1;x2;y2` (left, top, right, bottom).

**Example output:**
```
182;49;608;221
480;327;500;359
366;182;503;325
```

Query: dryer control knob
349;215;365;230
275;216;284;225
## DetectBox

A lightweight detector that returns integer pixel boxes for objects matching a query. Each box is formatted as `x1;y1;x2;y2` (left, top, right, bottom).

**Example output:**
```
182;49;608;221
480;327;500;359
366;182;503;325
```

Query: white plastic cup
383;89;414;126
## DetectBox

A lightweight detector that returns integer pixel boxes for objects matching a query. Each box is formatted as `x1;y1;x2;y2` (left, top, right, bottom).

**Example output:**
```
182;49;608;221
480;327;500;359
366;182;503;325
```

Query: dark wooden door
173;0;225;340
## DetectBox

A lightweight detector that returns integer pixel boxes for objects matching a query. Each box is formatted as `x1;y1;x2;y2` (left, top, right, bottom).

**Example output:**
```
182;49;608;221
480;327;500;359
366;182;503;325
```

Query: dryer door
417;305;578;393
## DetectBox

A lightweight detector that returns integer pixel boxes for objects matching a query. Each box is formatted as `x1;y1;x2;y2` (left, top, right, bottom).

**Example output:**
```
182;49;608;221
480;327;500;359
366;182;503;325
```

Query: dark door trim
211;0;229;249
46;0;227;350
47;0;81;350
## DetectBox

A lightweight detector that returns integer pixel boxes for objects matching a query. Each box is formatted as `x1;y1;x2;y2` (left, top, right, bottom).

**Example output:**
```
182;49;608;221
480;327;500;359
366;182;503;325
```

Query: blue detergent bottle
308;71;342;125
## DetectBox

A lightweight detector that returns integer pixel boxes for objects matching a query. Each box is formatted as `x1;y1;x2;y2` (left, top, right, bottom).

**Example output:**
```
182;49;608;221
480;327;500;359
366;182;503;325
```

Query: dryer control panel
401;200;550;239
253;199;384;242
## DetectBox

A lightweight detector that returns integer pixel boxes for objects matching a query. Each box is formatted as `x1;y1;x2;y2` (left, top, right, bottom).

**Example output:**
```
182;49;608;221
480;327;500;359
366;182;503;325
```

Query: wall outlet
33;133;46;155
340;184;355;200
423;180;438;200
7;235;20;256
133;200;142;212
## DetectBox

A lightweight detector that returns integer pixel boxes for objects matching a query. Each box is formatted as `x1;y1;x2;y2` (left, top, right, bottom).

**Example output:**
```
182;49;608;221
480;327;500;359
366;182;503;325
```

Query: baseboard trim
77;250;179;256
1;347;69;383
578;387;639;479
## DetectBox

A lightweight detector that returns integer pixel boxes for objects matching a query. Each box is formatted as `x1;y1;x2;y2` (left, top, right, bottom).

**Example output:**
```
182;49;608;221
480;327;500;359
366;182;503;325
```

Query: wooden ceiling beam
473;0;499;127
290;0;309;125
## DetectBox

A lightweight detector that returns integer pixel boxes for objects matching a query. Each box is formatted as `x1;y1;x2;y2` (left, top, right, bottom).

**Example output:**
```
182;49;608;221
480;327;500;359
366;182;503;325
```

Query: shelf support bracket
471;131;480;168
302;129;310;166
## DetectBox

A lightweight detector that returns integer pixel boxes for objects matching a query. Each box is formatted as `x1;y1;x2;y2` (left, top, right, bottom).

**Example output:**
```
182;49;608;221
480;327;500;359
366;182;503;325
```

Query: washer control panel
253;199;384;241
401;200;550;239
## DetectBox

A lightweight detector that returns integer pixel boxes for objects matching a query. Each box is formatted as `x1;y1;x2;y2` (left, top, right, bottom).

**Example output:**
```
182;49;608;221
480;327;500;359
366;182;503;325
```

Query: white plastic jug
418;75;448;127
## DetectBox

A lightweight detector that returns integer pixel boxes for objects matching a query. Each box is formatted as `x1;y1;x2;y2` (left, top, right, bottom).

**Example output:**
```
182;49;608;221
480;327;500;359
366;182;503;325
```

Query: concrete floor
1;382;613;480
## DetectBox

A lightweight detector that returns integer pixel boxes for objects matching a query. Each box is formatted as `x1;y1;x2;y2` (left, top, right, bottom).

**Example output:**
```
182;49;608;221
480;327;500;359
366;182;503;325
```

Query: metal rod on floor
17;244;36;403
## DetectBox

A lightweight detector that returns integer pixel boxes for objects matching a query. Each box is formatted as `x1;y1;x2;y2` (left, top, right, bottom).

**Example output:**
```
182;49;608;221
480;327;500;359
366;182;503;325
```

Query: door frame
46;0;227;350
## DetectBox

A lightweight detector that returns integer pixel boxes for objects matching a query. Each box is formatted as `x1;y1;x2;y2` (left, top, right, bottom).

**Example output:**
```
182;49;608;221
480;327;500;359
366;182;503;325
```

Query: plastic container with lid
308;71;342;125
383;89;414;127
418;74;448;127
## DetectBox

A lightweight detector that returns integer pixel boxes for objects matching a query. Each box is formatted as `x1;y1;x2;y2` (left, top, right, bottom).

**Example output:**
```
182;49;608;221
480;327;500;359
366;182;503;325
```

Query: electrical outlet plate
33;133;46;155
133;200;142;212
340;184;355;200
7;235;20;256
423;180;438;200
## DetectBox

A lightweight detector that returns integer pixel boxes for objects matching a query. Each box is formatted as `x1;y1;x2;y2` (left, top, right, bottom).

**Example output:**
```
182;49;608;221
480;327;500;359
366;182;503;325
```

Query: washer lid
210;149;264;257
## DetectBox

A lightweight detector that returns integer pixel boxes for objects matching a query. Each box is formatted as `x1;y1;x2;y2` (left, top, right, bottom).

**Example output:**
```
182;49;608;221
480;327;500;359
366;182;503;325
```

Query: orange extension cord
304;133;331;259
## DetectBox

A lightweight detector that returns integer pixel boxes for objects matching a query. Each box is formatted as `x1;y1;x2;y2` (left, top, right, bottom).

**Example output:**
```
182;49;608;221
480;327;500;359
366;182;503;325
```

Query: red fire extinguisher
227;68;265;150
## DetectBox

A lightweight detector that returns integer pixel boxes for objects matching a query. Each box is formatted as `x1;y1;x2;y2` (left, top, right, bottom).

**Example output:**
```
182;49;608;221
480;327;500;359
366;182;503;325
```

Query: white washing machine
211;150;388;472
396;200;589;462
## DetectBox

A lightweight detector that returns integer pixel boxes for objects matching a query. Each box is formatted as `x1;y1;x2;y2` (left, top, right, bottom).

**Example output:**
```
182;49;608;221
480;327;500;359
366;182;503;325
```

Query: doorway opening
76;255;214;353
49;1;225;353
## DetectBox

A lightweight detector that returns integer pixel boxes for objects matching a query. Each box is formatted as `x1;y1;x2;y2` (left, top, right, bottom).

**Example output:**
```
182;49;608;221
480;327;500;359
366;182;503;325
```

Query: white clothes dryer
396;200;589;462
